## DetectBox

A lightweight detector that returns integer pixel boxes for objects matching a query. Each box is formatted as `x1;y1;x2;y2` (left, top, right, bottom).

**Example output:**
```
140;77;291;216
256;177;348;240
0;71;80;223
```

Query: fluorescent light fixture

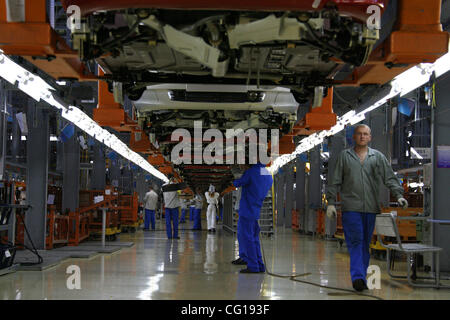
268;52;450;175
409;182;424;188
0;52;168;183
410;147;423;160
434;51;450;78
349;113;366;125
393;52;450;97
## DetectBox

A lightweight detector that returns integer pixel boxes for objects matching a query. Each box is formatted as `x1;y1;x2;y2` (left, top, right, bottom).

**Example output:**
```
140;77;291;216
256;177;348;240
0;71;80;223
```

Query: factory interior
0;0;450;306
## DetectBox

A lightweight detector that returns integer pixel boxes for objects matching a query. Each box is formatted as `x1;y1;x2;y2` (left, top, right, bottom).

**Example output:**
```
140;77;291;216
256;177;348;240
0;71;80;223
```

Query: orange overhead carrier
2;0;448;175
281;0;448;150
0;0;96;81
93;67;177;179
338;0;449;86
94;67;141;132
278;87;337;155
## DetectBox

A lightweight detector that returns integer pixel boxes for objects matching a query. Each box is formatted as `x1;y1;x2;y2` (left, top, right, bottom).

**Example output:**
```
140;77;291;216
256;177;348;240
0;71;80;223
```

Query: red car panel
62;0;387;22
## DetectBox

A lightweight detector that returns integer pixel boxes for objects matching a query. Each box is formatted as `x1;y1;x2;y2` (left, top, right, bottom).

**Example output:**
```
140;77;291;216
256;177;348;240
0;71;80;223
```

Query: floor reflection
0;226;449;300
235;273;265;300
204;233;218;274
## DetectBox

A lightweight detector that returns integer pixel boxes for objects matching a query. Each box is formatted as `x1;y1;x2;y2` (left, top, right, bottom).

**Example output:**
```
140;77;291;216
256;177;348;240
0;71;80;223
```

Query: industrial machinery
0;0;448;195
62;0;385;104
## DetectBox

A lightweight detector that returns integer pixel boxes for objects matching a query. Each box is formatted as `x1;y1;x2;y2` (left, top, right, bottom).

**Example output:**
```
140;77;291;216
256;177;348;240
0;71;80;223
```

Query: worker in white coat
205;185;219;233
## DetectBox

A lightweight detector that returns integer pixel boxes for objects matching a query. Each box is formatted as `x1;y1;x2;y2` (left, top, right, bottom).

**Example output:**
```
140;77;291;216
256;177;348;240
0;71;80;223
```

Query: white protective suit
205;185;219;230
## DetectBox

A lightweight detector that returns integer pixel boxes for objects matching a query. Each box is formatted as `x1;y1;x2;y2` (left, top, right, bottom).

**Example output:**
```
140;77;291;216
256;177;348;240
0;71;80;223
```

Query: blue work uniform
233;163;273;272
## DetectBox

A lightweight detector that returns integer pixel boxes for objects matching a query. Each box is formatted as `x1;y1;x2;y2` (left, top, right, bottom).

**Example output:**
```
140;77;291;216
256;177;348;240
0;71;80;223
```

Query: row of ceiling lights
1;49;450;181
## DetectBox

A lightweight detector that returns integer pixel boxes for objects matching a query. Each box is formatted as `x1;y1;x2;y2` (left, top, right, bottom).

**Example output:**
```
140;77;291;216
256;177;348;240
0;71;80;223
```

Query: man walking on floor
326;124;408;291
143;186;158;231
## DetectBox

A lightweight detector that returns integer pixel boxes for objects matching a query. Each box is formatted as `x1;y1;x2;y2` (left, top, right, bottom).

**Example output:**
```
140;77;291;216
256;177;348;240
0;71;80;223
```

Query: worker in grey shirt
143;186;158;231
326;124;408;292
162;174;181;239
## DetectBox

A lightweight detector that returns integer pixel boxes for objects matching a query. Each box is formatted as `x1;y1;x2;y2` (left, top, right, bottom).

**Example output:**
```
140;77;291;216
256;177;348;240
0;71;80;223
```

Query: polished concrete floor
1;218;450;300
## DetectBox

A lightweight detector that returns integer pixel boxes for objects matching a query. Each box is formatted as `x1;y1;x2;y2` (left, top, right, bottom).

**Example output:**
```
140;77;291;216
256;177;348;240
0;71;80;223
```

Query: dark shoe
352;279;367;292
143;228;150;231
173;236;180;239
232;258;247;265
240;268;262;274
212;228;216;232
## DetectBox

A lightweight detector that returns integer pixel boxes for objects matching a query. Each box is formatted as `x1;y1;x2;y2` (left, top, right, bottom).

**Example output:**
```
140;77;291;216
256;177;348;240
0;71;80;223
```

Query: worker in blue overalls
232;162;273;273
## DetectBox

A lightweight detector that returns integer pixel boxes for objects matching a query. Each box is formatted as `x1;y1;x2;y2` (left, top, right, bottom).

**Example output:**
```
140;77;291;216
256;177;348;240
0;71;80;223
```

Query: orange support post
278;135;296;155
302;87;337;131
93;67;140;131
130;130;151;153
281;87;337;151
96;67;122;110
147;154;167;166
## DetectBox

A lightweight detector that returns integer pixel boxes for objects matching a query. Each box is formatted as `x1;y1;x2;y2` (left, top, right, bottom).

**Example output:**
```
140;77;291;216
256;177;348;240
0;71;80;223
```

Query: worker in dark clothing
326;124;408;291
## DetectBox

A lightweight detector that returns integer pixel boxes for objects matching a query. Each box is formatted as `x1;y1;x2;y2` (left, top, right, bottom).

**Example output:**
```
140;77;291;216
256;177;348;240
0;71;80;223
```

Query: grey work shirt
163;182;180;209
326;147;404;214
143;190;158;210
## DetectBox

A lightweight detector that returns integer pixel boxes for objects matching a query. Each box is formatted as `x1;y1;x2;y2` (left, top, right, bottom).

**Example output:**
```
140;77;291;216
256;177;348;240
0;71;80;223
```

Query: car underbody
61;1;387;191
72;7;380;101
